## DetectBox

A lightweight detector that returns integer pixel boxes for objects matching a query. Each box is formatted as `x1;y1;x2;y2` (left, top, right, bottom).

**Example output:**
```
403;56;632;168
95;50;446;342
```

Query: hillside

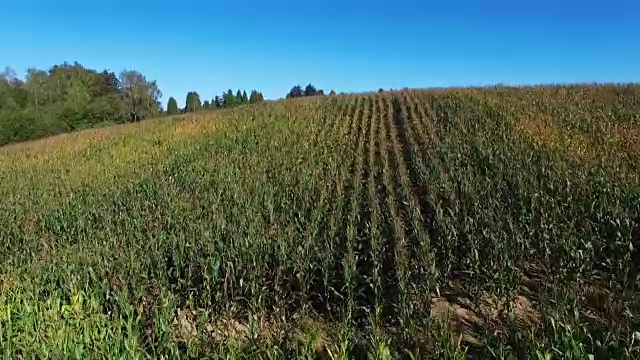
1;86;639;358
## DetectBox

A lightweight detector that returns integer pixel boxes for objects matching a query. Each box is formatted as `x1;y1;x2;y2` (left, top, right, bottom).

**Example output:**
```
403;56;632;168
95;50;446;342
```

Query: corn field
0;85;639;358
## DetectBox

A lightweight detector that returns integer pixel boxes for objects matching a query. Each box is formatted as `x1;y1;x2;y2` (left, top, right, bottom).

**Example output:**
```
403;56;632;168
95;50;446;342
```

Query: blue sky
1;0;639;106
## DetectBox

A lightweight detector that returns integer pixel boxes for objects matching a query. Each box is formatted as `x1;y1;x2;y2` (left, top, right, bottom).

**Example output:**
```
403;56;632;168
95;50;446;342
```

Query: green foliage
1;85;638;358
287;84;324;98
249;90;264;103
304;83;318;97
287;85;303;98
185;91;202;112
119;69;162;118
224;89;236;107
0;63;162;146
167;97;179;115
214;88;261;108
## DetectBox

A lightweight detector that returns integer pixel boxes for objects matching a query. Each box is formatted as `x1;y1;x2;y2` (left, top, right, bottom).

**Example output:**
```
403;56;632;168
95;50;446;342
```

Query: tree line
167;89;265;115
0;62;268;146
0;61;333;147
0;62;162;146
286;83;335;99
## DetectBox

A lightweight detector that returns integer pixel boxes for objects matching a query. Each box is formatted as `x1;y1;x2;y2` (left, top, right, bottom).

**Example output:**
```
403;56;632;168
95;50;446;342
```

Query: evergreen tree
249;90;261;103
203;100;210;110
167;97;179;115
287;85;303;99
304;84;317;97
214;96;222;108
224;89;235;107
242;90;248;103
184;92;192;112
236;90;243;104
185;91;202;112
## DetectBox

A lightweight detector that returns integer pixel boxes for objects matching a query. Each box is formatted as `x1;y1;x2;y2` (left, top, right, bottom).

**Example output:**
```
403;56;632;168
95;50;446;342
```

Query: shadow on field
390;96;442;264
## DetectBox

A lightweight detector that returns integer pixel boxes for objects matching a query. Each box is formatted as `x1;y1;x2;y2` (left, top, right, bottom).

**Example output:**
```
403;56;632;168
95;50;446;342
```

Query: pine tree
242;90;248;103
167;97;179;115
203;100;210;110
185;92;193;112
287;85;303;99
224;89;235;107
249;90;261;103
236;90;243;104
304;84;317;97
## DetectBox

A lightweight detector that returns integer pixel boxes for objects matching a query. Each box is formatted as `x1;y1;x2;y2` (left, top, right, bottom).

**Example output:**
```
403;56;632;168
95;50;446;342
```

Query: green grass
1;86;639;358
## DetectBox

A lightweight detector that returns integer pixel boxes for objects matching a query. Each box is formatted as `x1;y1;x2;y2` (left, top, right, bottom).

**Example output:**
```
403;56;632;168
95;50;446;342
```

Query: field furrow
351;96;377;336
325;98;359;319
377;95;409;332
339;95;364;326
366;93;385;338
386;93;438;323
313;100;350;317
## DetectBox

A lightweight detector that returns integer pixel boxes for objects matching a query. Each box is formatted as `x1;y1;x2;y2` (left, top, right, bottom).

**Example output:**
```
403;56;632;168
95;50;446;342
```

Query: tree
236;90;243;104
304;84;317;97
249;90;263;104
329;90;336;96
242;90;248;103
119;69;162;119
317;89;325;96
0;63;163;146
0;67;18;84
287;85;303;99
224;89;235;107
24;68;50;114
203;100;210;110
97;70;121;96
214;96;223;108
185;91;202;112
167;97;179;115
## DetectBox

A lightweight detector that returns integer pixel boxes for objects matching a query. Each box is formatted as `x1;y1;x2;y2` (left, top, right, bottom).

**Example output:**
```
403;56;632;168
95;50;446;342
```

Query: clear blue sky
2;0;639;106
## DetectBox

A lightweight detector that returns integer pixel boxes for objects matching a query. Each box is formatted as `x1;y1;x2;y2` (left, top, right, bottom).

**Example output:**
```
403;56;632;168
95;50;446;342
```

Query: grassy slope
0;87;639;358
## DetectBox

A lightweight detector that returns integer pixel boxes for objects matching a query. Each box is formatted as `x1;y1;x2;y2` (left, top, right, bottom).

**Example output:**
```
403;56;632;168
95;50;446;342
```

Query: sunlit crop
1;86;638;358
